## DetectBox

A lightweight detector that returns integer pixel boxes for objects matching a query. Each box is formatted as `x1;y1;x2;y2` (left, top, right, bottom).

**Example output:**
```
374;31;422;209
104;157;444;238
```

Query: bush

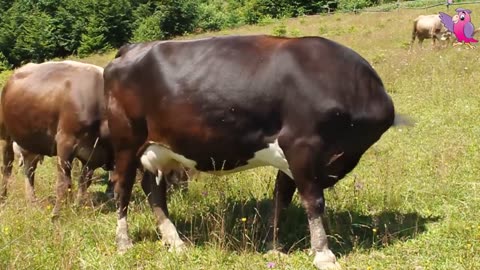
157;0;200;38
78;15;109;57
11;11;56;65
338;0;379;11
197;2;230;32
0;51;11;72
131;12;165;42
272;23;288;37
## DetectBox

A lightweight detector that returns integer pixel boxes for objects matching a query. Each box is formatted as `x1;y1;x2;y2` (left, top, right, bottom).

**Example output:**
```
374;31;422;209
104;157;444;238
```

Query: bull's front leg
303;190;340;270
287;141;341;270
141;170;186;252
113;150;138;253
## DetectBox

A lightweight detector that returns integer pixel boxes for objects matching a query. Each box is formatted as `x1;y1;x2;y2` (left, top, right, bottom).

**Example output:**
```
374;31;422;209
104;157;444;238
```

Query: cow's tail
393;113;415;127
410;19;418;51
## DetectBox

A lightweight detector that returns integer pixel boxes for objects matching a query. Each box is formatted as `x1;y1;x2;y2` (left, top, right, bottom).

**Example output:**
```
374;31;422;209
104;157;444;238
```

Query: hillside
1;4;479;270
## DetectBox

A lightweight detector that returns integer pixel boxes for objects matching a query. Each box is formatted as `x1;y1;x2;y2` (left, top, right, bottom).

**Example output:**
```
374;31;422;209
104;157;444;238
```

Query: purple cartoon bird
439;8;478;48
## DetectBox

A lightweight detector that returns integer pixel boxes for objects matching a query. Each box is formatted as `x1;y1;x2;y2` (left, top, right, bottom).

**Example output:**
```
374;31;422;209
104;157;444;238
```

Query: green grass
1;5;480;270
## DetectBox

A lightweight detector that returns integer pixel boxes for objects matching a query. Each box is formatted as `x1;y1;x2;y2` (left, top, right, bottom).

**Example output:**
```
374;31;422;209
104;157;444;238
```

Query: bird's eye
460;13;465;20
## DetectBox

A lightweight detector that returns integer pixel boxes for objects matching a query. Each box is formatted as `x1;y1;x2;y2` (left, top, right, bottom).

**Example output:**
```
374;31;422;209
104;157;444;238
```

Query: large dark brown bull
104;35;410;269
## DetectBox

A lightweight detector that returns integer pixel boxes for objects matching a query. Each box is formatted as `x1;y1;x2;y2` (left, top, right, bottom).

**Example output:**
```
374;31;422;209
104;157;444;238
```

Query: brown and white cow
410;14;453;51
0;60;114;215
104;35;411;269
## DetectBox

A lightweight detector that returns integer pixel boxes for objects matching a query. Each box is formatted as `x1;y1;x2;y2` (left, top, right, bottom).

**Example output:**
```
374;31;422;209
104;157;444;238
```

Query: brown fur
410;14;453;51
0;60;113;210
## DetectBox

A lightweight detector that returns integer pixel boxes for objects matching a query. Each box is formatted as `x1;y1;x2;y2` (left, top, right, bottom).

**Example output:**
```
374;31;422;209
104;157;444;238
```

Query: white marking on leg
309;216;341;270
156;169;162;186
159;218;185;252
116;216;132;253
12;142;24;167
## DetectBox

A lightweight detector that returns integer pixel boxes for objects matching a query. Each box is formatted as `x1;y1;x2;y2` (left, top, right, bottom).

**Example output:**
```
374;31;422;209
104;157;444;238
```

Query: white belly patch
140;139;293;180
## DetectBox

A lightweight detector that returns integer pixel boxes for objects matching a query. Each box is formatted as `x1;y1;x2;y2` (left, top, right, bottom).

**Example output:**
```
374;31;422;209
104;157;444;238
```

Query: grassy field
1;4;480;270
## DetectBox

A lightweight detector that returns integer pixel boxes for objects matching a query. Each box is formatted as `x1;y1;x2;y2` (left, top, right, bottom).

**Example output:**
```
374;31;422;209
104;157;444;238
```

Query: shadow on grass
129;195;441;257
323;209;441;256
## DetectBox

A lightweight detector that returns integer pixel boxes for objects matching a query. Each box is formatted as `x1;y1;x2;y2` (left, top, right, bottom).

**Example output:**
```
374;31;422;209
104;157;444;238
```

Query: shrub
78;15;109;57
0;51;11;71
157;0;199;38
11;11;56;65
272;23;288;37
131;12;165;42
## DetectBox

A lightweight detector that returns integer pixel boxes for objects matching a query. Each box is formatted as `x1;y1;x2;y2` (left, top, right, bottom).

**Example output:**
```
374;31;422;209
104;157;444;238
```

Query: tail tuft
393;113;415;127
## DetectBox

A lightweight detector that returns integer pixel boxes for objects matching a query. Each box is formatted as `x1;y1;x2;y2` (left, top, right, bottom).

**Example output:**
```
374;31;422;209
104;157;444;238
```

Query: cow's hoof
264;249;288;258
117;241;133;255
50;211;61;222
26;196;37;204
117;239;133;254
167;242;187;253
313;250;341;270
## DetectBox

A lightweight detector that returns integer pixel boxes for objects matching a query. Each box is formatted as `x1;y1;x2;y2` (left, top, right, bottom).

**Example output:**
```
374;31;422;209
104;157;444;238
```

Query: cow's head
439;30;453;41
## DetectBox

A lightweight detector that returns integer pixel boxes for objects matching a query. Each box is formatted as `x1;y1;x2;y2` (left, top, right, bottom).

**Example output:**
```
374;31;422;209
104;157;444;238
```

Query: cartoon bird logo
439;8;478;48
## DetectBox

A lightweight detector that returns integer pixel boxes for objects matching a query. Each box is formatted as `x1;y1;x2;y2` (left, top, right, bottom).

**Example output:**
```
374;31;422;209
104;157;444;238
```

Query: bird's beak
452;14;459;23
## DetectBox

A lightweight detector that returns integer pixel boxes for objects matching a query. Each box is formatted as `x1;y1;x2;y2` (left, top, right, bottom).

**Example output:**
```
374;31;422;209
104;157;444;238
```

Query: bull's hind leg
266;170;296;253
0;138;14;201
51;134;75;219
22;152;42;203
285;140;340;270
75;165;94;206
141;170;186;252
418;38;424;49
113;149;137;253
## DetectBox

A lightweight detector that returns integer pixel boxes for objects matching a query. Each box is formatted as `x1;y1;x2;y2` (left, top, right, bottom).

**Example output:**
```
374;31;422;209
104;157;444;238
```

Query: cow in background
0;60;190;209
0;61;114;215
410;14;453;51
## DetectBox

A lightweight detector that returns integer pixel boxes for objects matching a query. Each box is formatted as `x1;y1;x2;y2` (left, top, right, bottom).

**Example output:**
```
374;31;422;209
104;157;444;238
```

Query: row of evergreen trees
0;0;381;70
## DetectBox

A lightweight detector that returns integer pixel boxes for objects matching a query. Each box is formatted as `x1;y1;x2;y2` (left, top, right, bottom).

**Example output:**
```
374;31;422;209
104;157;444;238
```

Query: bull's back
107;35;394;171
415;15;443;33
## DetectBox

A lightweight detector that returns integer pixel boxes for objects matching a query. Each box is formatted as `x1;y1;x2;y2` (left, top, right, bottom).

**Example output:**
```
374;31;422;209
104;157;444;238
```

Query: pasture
1;4;479;270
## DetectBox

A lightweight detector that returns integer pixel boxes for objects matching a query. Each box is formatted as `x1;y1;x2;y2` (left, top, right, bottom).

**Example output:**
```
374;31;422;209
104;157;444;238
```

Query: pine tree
78;15;109;57
11;11;55;64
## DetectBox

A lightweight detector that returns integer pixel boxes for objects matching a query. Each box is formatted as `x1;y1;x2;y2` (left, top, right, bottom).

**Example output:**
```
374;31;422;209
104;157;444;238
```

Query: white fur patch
140;139;293;178
140;143;197;176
